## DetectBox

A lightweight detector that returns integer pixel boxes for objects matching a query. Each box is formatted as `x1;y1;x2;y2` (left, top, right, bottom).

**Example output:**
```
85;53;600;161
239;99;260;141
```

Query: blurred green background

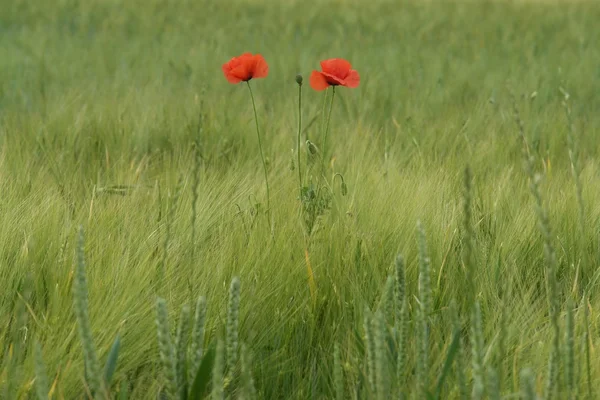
1;0;599;398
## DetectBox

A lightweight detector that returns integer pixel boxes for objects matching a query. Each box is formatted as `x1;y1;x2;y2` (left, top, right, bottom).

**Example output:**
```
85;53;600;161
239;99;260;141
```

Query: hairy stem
320;86;336;179
246;81;272;230
297;82;303;197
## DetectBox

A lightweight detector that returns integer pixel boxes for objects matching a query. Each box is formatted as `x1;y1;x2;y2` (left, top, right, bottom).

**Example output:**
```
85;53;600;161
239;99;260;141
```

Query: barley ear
374;310;389;400
520;368;538;400
416;221;431;395
175;304;191;397
212;339;225;400
189;296;207;384
394;254;406;324
450;300;468;400
564;298;575;397
487;366;500;400
382;275;395;326
156;298;178;398
394;255;407;386
334;343;344;400
582;294;592;399
471;300;485;399
226;277;241;374
512;94;561;399
239;343;256;400
33;340;49;400
73;227;103;396
363;307;376;395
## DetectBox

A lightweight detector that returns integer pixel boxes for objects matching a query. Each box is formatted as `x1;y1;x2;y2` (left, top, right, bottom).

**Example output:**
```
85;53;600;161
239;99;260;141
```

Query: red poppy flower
222;53;269;84
309;58;360;91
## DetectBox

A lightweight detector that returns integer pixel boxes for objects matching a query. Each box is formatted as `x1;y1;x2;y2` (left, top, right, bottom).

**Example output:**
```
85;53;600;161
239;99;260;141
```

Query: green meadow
1;0;599;398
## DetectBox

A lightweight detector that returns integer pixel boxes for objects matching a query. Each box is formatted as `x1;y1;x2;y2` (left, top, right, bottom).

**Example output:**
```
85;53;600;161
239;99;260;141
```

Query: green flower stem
321;86;336;179
297;82;303;197
246;81;271;230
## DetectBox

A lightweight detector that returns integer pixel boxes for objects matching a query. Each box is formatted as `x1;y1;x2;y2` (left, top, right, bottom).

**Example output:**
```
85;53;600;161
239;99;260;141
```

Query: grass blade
189;345;216;400
434;328;460;399
104;334;121;388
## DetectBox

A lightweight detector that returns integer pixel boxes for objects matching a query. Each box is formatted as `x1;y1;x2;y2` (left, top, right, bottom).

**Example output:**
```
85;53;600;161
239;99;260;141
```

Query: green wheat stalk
374;310;389;400
363;307;376;395
416;221;431;395
511;94;561;399
334;343;344;400
497;262;508;397
487;366;500;400
582;294;592;399
560;88;585;234
33;340;49;400
531;166;561;400
226;277;241;375
156;297;178;398
73;227;103;397
212;339;225;400
189;296;207;384
462;166;476;309
159;176;184;287
521;368;538;400
471;300;486;399
394;255;407;386
382;275;395;326
565;298;575;398
6;280;31;398
240;343;256;400
175;304;191;397
394;254;406;324
191;138;202;262
450;300;468;400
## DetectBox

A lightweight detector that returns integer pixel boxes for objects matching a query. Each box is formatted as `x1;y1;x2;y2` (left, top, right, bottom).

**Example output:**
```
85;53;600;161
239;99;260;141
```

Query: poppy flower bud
295;74;303;86
341;182;348;196
306;140;317;155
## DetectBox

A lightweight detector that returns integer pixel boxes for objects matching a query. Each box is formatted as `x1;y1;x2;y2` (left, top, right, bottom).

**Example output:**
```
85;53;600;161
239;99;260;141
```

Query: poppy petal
320;72;345;86
222;53;269;84
252;54;269;79
309;71;329;91
222;63;243;84
230;63;252;81
224;72;244;84
320;58;352;80
343;69;360;88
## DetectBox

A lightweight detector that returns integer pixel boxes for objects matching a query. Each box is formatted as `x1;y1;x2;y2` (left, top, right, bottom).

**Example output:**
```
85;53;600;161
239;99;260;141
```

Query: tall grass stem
246;81;271;230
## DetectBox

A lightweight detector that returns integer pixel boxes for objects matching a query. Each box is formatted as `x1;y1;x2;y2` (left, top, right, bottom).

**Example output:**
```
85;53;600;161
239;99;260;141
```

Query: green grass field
1;0;600;398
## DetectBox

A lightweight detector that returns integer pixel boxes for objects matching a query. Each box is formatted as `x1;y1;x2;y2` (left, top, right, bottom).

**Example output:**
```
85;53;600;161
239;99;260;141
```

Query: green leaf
104;335;121;387
189;345;216;400
435;329;461;399
118;379;129;400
